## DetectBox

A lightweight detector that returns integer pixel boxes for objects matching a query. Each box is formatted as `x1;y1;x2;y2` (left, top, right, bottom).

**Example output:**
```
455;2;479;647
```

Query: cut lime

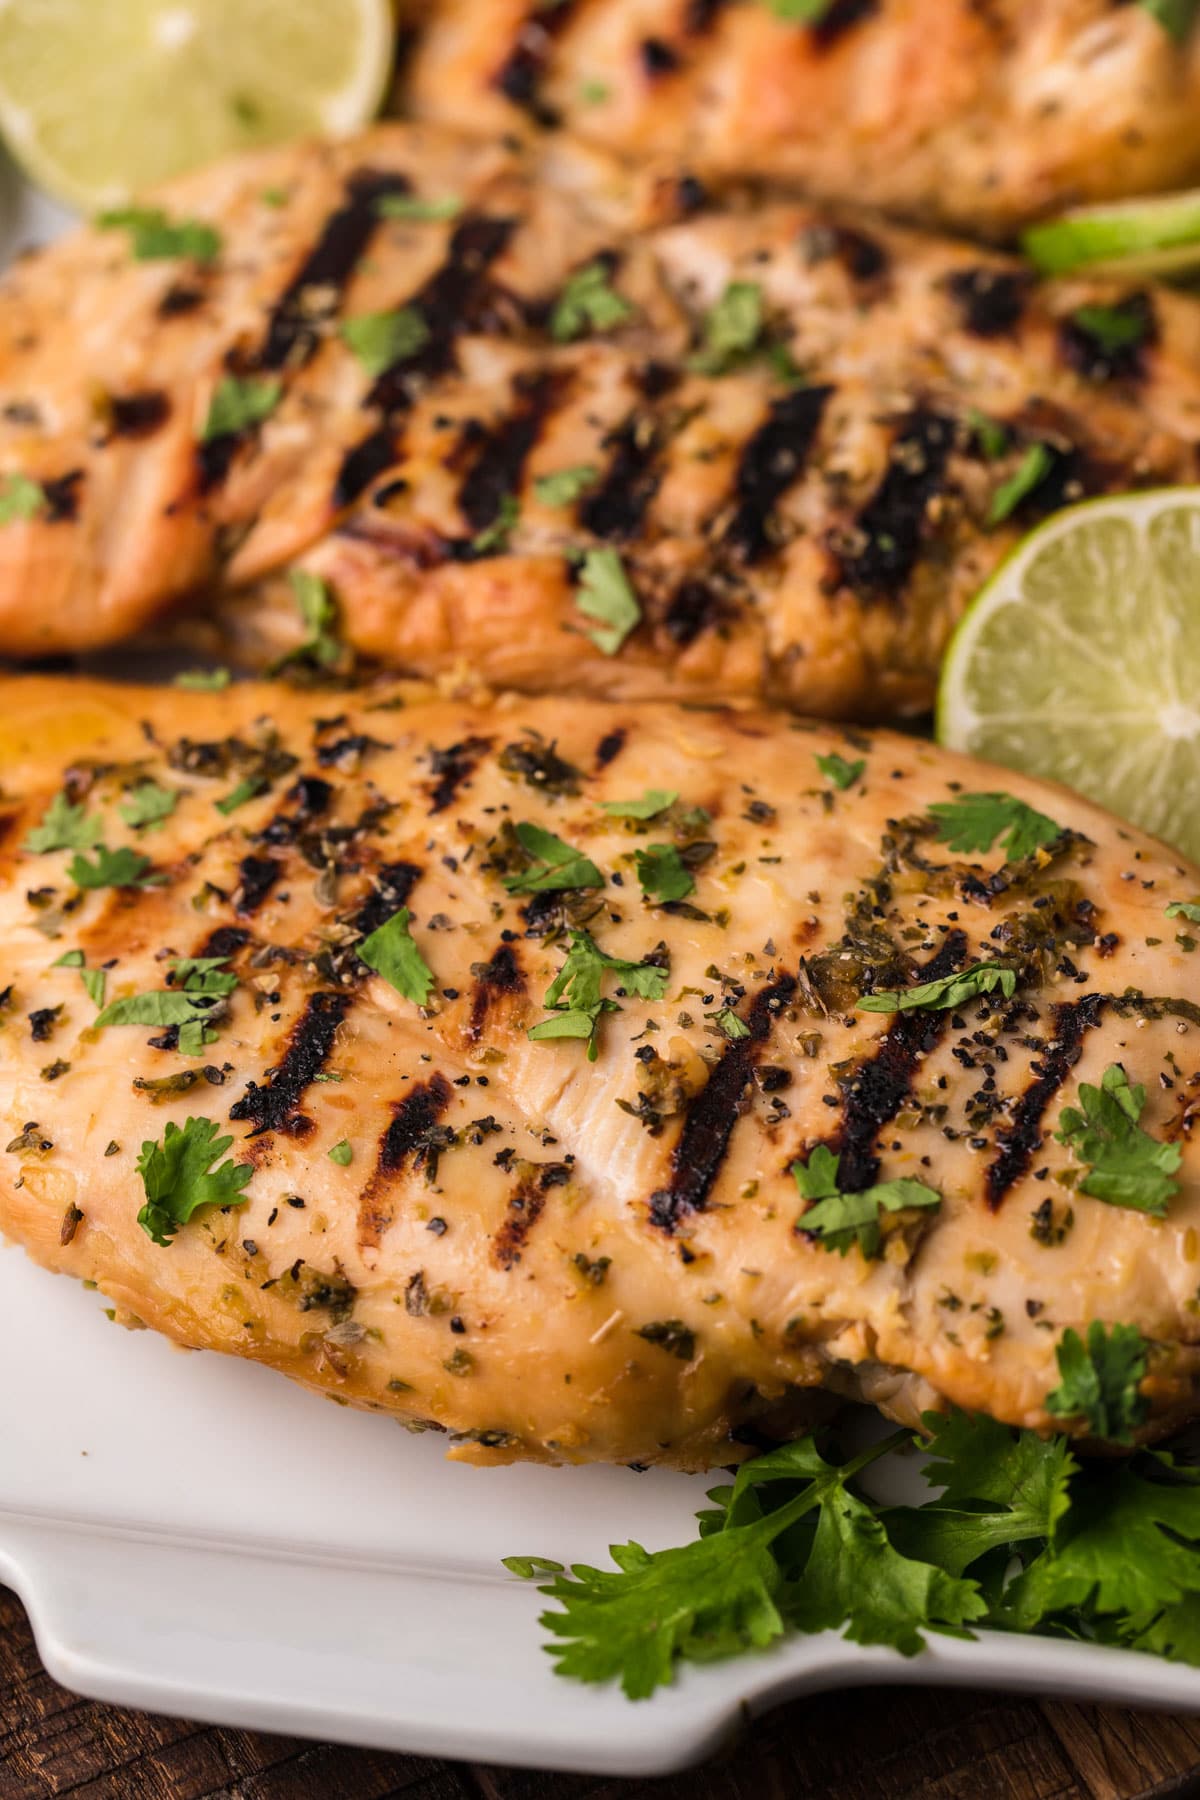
0;0;395;211
937;490;1200;863
1022;190;1200;280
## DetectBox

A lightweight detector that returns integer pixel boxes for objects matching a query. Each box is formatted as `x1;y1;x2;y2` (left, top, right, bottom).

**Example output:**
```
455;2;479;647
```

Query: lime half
0;0;395;211
937;490;1200;862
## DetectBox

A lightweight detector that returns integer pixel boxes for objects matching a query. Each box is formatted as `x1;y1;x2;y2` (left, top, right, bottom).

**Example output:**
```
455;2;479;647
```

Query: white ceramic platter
0;158;1197;1779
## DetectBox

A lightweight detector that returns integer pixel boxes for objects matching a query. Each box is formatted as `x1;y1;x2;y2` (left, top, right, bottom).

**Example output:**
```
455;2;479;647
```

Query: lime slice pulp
0;0;395;211
937;490;1200;863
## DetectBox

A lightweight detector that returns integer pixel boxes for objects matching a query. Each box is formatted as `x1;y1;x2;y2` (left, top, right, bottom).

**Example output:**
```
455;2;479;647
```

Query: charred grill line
811;0;878;46
41;472;83;522
358;1071;454;1249
235;855;282;917
426;735;493;814
985;993;1106;1210
943;268;1032;339
457;371;564;535
831;929;968;1193
664;577;722;646
197;924;251;961
832;406;956;601
352;860;422;941
107;391;171;439
595;727;627;769
493;1161;570;1269
579;412;664;543
229;991;351;1137
649;972;798;1232
723;385;832;565
494;0;577;123
468;943;524;1041
334;424;398;509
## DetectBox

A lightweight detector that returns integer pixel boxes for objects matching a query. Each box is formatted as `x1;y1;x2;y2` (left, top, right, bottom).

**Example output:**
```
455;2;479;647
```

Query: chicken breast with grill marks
398;0;1200;240
3;124;1200;719
1;677;1198;1467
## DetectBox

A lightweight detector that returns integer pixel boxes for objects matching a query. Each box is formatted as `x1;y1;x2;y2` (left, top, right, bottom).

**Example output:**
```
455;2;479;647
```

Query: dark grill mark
494;1;576;123
158;283;204;319
801;222;889;283
108;390;171;439
42;471;83;522
831;931;967;1192
235;855;282;917
833;408;956;600
334;424;396;508
427;736;492;814
493;1161;570;1269
641;36;680;74
468;943;524;1041
197;433;240;493
649;974;797;1232
985;994;1106;1210
579;413;663;543
457;372;562;535
1008;441;1093;525
358;1072;453;1249
810;0;878;45
595;727;626;769
664;577;721;646
367;215;516;415
944;268;1031;339
684;0;728;31
198;924;251;961
352;860;421;940
1060;292;1157;384
260;168;410;372
229;991;351;1137
723;386;832;565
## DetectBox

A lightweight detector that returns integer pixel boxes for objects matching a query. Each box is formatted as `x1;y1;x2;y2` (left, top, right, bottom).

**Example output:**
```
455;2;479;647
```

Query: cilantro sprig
792;1146;941;1257
24;792;103;854
136;1117;253;1246
529;930;668;1060
96;955;237;1054
357;906;436;1006
928;791;1063;860
858;961;1017;1014
551;262;633;342
634;843;694;903
503;823;604;894
1055;1064;1181;1216
576;549;641;655
1045;1321;1149;1443
99;206;221;263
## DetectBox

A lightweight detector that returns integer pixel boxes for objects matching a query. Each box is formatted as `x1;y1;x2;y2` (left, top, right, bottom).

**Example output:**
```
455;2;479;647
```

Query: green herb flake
503;823;604;894
793;1145;941;1258
600;789;678;820
713;1008;750;1041
136;1116;253;1247
99;206;221;263
551;262;634;342
357;906;436;1006
68;845;160;891
96;956;237;1034
215;775;269;816
967;408;1009;461
328;1139;354;1166
340;305;430;378
928;790;1063;860
1139;0;1200;42
857;961;1017;1015
175;666;231;691
690;281;764;375
375;193;463;222
269;568;343;674
1166;900;1200;923
1055;1063;1182;1216
815;752;865;791
24;792;104;855
0;472;46;525
987;443;1053;527
200;375;282;443
529;929;668;1060
119;781;178;832
1045;1321;1149;1443
503;1554;565;1579
534;464;599;507
764;0;836;17
471;494;519;555
635;843;695;904
576;548;641;655
1071;301;1153;355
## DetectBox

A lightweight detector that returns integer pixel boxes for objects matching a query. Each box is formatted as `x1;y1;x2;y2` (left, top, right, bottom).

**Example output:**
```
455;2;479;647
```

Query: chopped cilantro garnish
99;206;221;263
576;548;641;654
529;929;668;1060
534;464;599;507
764;0;836;17
928;790;1063;860
118;781;178;832
175;666;231;691
340;305;430;377
600;789;678;820
858;961;1016;1014
634;843;694;903
215;775;268;815
54;949;106;1009
967;408;1009;461
815;752;865;791
1045;1322;1149;1443
987;443;1053;526
24;792;103;854
793;1145;941;1257
579;77;610;104
712;1008;750;1040
690;282;764;375
550;262;633;342
0;472;45;525
357;906;435;1006
375;193;463;222
200;375;282;442
471;494;519;555
1070;300;1152;356
328;1139;353;1166
96;956;237;1034
503;822;604;894
1139;0;1200;41
1166;900;1200;923
68;845;160;890
135;1116;253;1247
269;569;343;675
1055;1063;1182;1216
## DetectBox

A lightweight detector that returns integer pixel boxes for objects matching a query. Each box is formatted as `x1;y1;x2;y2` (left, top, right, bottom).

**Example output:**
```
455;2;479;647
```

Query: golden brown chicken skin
2;124;1200;719
399;0;1200;240
1;676;1198;1467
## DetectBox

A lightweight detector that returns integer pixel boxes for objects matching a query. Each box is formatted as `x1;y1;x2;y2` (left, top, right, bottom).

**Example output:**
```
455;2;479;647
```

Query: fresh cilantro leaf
502;1555;565;1579
96;956;236;1032
136;1116;253;1246
175;667;231;691
67;845;159;890
987;443;1053;526
503;822;604;894
118;781;178;831
52;949;83;966
1055;1063;1182;1215
579;77;610;104
1071;300;1153;354
340;305;430;377
471;494;519;555
690;281;764;374
168;956;240;994
1140;0;1200;42
1045;1321;1149;1443
0;472;45;525
177;1021;218;1057
268;568;344;674
928;790;1063;859
967;408;1009;461
551;262;634;341
576;548;640;654
357;905;435;1006
711;1007;749;1040
328;1139;353;1166
375;193;463;222
24;792;103;854
765;0;836;17
54;949;107;1009
530;930;668;1059
793;1145;941;1257
815;752;865;791
261;186;288;208
200;375;282;442
1166;900;1200;923
99;207;221;263
857;961;1017;1014
634;843;694;903
525;1008;607;1046
534;464;599;507
215;775;269;815
599;788;678;820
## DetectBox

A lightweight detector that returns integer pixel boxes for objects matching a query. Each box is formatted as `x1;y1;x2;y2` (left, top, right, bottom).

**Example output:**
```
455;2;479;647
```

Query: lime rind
1023;189;1200;280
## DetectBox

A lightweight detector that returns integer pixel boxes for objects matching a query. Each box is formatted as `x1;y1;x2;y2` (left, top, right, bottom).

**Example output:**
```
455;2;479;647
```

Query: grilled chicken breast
3;124;1200;719
398;0;1200;240
1;675;1197;1468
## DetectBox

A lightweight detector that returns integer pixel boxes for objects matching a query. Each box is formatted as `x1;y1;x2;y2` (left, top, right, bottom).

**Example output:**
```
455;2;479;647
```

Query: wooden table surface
3;1588;1200;1800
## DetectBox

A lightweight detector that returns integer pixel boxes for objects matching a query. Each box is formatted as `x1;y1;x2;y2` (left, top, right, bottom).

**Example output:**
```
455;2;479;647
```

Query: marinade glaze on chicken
399;0;1200;238
2;124;1200;718
1;678;1197;1467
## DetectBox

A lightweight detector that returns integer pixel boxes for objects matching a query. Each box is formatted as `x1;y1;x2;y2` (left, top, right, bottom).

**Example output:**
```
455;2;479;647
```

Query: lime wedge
0;0;395;211
1023;190;1200;280
937;490;1200;862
